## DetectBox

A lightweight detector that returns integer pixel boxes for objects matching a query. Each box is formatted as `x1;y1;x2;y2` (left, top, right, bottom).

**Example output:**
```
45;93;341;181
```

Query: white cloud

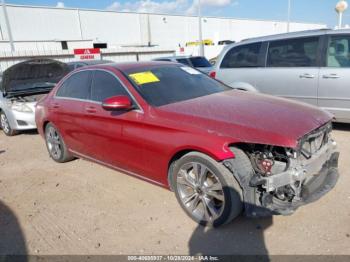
106;0;237;15
107;0;187;13
56;2;65;8
186;0;238;15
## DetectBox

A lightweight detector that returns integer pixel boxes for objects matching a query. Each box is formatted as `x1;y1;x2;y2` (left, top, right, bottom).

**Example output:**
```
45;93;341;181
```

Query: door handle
323;74;340;79
52;103;60;109
85;106;97;113
299;73;315;79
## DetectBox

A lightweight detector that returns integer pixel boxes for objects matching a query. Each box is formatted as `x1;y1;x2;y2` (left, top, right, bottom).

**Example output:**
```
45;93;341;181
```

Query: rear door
51;70;92;154
216;42;263;90
318;34;350;122
257;36;321;106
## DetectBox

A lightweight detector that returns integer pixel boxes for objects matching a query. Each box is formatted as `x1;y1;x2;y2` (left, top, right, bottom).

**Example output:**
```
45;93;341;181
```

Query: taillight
209;71;216;79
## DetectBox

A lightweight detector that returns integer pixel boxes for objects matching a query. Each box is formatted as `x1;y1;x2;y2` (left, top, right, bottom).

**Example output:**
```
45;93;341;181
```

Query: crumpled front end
227;122;339;217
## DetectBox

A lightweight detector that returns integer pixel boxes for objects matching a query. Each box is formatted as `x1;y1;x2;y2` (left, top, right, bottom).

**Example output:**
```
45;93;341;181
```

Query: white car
0;59;69;136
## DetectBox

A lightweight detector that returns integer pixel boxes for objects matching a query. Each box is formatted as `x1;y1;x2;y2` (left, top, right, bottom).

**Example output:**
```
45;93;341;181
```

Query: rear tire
0;111;17;136
45;123;73;163
172;152;243;227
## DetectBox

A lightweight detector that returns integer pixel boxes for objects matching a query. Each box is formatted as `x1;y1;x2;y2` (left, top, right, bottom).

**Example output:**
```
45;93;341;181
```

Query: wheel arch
43;120;50;133
227;81;259;92
166;144;237;191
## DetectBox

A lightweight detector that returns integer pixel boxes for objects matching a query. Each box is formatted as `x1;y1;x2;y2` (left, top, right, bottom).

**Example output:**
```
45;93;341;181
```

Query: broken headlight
249;146;292;176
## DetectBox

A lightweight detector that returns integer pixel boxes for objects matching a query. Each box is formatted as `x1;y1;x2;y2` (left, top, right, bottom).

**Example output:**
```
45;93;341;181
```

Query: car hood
1;59;69;96
157;90;333;148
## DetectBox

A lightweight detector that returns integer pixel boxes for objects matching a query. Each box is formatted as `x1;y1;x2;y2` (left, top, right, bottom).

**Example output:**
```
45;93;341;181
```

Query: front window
125;65;230;107
326;35;350;68
91;71;129;102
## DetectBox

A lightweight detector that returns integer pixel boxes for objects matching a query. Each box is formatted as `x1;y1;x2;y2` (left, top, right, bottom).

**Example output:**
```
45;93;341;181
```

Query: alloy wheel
176;162;225;223
46;126;62;160
0;113;10;134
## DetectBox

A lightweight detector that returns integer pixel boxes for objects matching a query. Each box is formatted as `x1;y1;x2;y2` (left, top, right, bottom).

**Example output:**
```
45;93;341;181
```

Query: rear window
176;58;191;66
189;57;212;68
155;59;172;62
125;65;229;107
56;71;92;100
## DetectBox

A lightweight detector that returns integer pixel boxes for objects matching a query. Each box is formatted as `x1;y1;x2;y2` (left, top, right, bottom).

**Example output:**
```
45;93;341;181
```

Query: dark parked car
153;56;213;74
35;62;339;227
67;59;113;71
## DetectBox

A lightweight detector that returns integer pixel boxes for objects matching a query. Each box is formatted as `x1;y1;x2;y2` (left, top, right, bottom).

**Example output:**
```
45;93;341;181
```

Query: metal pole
287;0;291;32
198;0;204;56
147;14;152;47
339;12;343;28
1;0;15;52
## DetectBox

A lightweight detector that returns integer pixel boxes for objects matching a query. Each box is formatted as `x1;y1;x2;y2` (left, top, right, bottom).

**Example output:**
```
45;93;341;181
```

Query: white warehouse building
0;4;327;53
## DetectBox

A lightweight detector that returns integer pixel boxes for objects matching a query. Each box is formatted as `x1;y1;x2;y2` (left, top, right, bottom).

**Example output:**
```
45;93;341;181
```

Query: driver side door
79;69;140;170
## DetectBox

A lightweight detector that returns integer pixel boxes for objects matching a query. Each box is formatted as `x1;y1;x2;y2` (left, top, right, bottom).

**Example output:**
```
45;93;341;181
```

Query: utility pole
198;0;204;56
287;0;291;32
1;0;15;52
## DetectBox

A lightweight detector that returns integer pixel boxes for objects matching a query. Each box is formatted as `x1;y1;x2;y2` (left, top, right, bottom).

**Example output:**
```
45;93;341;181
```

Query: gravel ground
0;124;349;256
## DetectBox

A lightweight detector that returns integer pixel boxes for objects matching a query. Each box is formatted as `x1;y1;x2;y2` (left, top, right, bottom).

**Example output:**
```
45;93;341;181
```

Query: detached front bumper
245;139;339;217
263;151;339;215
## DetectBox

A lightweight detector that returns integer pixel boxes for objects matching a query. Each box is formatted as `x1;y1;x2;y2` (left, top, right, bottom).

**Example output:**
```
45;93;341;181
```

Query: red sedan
35;62;339;227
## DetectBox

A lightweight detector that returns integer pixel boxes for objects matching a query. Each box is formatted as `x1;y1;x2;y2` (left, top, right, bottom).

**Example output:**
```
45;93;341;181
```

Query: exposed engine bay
227;122;339;216
8;93;47;103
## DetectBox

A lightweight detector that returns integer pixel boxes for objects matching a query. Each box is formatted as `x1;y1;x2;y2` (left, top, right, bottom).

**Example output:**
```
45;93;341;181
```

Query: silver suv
0;59;68;136
212;29;350;123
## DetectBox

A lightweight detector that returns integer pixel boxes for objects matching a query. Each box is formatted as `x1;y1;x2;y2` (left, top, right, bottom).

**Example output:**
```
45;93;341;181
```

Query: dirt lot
0;125;350;256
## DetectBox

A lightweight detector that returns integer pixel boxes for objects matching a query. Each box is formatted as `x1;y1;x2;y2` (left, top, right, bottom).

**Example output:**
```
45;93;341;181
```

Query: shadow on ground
333;122;350;131
187;183;273;259
0;200;27;257
188;215;272;258
20;130;38;136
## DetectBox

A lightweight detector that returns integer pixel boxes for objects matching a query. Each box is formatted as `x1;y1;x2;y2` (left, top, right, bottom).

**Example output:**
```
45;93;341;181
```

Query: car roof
233;28;350;46
67;60;113;65
79;61;179;72
154;55;205;60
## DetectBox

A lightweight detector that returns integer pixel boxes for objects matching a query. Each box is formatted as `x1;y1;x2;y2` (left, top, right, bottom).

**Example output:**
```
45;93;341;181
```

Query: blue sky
4;0;348;27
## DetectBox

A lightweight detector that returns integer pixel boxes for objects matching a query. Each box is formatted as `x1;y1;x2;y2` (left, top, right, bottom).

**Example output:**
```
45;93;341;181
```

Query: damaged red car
35;62;339;227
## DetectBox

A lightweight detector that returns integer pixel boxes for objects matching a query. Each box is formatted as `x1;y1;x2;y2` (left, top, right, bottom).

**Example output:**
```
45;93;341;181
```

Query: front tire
172;152;243;227
45;123;73;163
0;112;17;136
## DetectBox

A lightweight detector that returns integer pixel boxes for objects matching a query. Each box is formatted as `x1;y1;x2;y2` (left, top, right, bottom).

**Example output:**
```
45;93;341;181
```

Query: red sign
74;48;101;60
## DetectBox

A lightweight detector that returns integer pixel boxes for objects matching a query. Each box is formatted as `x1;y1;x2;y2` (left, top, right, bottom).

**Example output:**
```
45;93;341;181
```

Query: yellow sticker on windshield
129;71;160;85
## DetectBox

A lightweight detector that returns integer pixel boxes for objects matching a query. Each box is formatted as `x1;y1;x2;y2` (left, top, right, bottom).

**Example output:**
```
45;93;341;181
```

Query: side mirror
102;95;133;111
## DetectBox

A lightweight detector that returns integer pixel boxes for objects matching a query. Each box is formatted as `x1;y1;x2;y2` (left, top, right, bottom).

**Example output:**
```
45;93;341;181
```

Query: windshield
125;65;230;107
189;57;212;67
